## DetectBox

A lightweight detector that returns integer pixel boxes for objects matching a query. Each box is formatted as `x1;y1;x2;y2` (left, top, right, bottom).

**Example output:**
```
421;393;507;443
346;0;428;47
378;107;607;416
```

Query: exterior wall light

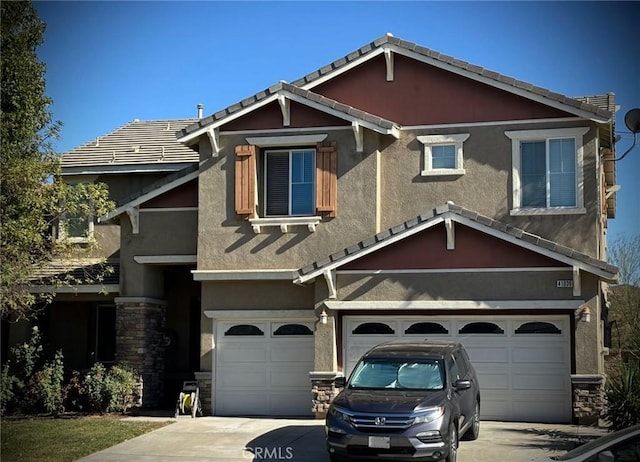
581;306;591;323
320;309;328;325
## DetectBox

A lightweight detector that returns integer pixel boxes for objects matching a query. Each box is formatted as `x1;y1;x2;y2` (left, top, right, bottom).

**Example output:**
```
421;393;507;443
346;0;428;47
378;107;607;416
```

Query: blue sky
35;1;639;241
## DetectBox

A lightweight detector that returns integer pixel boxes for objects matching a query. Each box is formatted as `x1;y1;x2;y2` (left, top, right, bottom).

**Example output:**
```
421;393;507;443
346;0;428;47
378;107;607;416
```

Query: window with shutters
235;139;337;233
506;127;588;216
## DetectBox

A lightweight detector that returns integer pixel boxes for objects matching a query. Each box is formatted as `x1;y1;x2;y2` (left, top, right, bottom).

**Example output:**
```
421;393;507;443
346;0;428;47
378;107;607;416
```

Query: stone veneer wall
310;372;343;418
115;298;167;408
194;372;212;414
571;374;606;425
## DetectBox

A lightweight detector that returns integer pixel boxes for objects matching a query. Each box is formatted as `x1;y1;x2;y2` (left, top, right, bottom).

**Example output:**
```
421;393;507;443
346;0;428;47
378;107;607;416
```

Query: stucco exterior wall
378;122;601;257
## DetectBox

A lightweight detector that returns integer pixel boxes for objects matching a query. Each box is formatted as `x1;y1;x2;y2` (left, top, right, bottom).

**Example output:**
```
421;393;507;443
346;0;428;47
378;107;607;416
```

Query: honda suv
326;340;480;462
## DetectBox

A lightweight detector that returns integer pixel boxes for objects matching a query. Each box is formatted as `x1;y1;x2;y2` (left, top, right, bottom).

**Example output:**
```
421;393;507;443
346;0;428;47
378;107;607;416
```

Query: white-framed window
506;127;588;216
263;148;315;217
417;133;469;176
58;213;94;243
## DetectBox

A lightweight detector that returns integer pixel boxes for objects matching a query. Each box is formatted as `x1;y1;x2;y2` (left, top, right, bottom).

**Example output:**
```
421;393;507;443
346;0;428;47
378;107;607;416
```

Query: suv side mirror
335;376;346;388
454;379;471;390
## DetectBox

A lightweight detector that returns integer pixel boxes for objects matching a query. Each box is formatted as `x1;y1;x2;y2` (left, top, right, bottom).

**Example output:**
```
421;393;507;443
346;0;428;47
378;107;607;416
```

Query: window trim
506;127;589;216
58;213;95;243
263;148;316;217
417;133;469;176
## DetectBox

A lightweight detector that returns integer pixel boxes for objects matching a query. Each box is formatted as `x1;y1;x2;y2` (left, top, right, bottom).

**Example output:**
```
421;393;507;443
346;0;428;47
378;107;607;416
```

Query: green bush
82;363;141;413
82;362;110;413
1;363;19;416
26;350;65;415
604;359;640;430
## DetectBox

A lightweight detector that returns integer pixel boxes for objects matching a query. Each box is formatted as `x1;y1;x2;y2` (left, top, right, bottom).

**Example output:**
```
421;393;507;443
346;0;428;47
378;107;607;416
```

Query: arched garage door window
352;322;395;335
405;322;449;335
273;324;313;336
224;324;264;336
458;322;504;334
515;322;561;334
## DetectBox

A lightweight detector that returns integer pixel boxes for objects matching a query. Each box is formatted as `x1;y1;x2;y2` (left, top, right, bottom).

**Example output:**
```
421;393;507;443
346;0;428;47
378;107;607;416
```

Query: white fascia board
246;134;328;147
402;117;585;131
204;309;314;319
299;47;386;90
192;269;297;281
282;91;400;137
62;162;196;176
134;255;197;265
100;169;199;221
177;94;280;144
450;213;617;280
337;267;573;275
30;284;119;294
295;216;446;283
386;45;610;123
324;300;585;310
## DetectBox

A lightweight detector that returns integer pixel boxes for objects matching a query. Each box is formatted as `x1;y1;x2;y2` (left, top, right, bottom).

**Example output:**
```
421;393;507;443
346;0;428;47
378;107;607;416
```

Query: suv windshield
349;358;445;390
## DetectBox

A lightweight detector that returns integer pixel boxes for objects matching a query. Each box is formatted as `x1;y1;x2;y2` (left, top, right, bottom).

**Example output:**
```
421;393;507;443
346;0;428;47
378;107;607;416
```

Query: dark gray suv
326;340;480;462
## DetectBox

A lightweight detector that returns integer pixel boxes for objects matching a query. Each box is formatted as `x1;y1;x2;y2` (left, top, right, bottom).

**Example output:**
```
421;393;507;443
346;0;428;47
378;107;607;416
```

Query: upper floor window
505;127;589;216
234;138;337;233
417;133;469;176
264;149;315;216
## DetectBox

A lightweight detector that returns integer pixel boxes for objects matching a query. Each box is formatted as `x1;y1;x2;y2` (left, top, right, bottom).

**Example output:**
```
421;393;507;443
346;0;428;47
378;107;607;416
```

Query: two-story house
11;34;619;424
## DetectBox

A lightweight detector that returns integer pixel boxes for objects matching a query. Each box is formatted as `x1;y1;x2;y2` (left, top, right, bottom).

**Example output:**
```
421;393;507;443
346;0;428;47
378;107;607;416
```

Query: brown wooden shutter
235;145;256;218
316;141;337;217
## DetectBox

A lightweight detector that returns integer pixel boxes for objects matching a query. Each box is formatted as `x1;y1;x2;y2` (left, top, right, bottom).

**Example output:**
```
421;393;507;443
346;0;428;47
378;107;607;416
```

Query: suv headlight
412;406;445;424
328;405;352;423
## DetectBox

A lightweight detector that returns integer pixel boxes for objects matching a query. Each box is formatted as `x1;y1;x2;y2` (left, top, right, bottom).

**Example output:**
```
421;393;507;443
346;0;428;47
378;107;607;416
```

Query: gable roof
177;34;612;143
176;81;400;143
295;203;618;284
62;119;198;174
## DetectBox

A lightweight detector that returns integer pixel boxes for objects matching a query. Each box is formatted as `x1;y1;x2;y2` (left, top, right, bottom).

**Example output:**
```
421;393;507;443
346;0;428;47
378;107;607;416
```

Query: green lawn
1;415;171;462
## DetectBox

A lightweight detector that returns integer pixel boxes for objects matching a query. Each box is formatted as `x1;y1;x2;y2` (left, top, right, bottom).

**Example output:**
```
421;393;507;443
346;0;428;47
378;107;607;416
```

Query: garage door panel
513;373;568;391
218;366;268;388
344;315;571;423
216;320;314;416
513;346;567;363
216;392;267;415
220;345;269;362
271;343;314;362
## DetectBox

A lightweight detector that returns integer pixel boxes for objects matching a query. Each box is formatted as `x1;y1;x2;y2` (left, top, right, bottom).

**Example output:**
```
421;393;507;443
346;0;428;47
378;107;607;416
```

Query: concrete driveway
78;416;607;462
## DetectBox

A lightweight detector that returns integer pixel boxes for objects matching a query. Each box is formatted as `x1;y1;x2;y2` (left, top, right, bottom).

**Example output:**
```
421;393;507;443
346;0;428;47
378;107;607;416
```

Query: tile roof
61;119;198;168
30;259;120;287
178;34;613;140
295;203;618;282
176;82;400;140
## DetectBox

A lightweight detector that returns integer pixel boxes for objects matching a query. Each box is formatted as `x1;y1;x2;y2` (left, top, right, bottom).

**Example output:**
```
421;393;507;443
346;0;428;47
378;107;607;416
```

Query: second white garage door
344;315;571;423
215;320;314;416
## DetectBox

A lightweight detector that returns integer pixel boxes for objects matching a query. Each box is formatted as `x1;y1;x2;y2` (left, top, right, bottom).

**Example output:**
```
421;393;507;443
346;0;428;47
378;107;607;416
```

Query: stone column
310;371;343;418
115;297;167;408
571;374;606;425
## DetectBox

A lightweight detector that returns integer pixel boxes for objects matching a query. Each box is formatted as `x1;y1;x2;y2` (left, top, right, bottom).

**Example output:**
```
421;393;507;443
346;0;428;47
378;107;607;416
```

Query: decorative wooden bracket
352;121;363;153
573;266;581;297
445;218;455;250
207;127;220;157
324;269;337;299
384;47;394;81
126;207;139;234
278;94;290;127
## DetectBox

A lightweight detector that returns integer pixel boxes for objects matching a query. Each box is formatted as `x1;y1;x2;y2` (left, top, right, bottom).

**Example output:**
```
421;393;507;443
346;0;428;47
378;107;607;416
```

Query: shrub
82;362;110;413
105;364;140;413
81;363;141;413
1;363;19;416
63;370;84;412
25;350;65;415
604;359;640;430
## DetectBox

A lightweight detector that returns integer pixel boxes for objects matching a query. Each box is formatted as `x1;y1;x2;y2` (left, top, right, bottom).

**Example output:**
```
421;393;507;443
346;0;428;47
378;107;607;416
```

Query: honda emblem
374;416;386;426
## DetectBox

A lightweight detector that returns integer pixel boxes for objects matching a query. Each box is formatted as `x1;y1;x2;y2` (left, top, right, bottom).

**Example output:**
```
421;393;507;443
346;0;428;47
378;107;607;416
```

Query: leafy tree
607;234;640;356
1;1;113;320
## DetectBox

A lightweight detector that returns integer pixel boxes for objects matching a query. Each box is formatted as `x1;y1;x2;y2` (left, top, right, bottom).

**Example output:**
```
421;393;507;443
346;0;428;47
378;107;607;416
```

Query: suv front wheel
462;400;480;441
445;423;458;462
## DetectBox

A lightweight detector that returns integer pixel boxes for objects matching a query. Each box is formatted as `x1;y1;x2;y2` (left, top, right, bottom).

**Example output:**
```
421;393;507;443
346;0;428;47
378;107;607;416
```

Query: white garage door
344;315;571;423
215;320;314;416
